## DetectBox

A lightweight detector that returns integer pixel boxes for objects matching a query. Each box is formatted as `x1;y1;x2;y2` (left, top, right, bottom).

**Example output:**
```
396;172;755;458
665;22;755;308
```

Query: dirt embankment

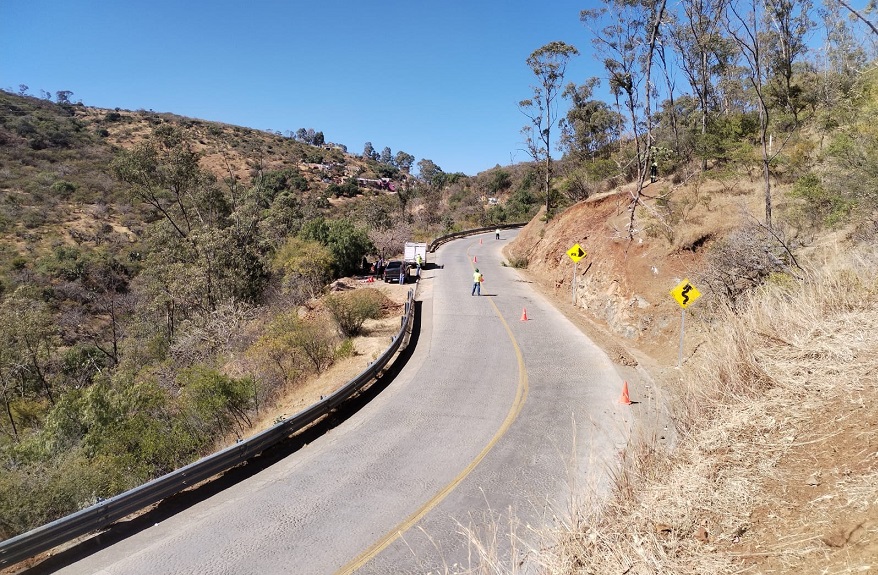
505;183;878;574
507;188;702;368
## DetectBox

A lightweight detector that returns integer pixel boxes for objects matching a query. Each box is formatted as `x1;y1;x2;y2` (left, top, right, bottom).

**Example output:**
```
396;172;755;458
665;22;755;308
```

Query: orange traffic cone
619;381;632;405
520;308;528;321
473;256;478;263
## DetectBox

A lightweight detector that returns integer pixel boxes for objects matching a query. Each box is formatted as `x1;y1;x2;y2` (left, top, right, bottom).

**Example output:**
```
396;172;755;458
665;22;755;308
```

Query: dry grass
464;246;878;574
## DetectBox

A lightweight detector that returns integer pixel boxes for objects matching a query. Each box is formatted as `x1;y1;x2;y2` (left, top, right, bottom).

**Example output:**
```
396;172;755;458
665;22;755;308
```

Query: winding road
42;230;630;575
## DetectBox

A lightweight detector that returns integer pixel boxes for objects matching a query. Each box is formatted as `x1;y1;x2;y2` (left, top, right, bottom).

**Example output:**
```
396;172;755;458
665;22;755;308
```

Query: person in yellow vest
472;268;484;296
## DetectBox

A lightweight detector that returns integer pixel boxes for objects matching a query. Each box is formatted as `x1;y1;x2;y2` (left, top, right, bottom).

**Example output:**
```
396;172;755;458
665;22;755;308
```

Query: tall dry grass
464;246;878;574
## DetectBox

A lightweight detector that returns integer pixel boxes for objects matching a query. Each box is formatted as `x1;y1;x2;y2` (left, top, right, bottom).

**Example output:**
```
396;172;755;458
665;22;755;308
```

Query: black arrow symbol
681;284;692;305
576;247;584;258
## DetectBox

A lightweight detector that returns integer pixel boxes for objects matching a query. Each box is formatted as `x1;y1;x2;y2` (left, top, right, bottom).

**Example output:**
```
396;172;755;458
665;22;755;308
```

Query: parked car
382;260;408;283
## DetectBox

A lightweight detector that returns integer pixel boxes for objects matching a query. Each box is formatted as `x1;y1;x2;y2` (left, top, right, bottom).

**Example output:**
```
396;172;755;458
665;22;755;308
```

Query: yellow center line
336;252;528;575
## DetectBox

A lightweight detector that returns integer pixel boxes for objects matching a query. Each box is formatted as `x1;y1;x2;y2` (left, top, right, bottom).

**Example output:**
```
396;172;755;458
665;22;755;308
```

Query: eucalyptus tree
417;158;444;188
395;150;415;172
669;0;734;169
820;0;868;107
561;77;622;161
379;146;394;165
763;0;814;122
362;141;377;160
0;288;59;439
582;0;668;236
833;0;878;37
113;126;266;346
725;0;810;227
519;41;579;219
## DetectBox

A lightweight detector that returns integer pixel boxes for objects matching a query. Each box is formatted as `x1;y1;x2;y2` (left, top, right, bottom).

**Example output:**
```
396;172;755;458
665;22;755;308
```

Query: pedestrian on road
416;253;423;277
472;268;484;296
495;228;500;240
399;265;406;285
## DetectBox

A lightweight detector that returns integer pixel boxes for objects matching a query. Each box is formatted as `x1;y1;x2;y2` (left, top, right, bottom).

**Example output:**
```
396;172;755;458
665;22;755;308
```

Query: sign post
670;279;702;367
566;243;587;305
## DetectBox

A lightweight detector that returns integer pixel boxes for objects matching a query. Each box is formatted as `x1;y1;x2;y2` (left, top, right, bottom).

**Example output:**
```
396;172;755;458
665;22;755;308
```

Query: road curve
42;230;629;575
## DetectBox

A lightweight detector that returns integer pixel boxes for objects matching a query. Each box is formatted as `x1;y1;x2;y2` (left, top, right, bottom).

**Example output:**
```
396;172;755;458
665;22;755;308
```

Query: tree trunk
701;50;709;172
760;108;773;227
627;0;668;238
544;154;552;217
2;387;18;441
24;337;53;405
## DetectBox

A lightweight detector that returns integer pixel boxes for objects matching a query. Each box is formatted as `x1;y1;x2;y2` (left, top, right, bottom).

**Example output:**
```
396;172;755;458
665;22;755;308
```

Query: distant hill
0;89;544;541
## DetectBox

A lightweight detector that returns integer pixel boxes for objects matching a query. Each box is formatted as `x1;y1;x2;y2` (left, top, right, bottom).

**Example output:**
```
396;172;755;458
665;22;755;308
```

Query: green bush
179;366;256;437
327;181;359;198
50;180;77;198
0;451;136;539
790;172;852;226
335;338;356;359
300;218;373;277
324;288;385;337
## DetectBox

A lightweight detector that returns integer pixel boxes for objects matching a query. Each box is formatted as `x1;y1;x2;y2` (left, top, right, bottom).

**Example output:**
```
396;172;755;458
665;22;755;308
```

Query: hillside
0;89;549;546
505;173;878;572
4;50;878;573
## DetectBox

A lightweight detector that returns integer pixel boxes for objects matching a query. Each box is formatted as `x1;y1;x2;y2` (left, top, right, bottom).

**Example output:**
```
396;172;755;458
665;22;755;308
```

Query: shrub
789;172;852;227
272;237;333;304
697;224;793;311
50;180;77;198
288;319;336;373
335;338;356;359
179;366;256;437
505;255;529;269
324;288;385;337
327;181;359;198
247;311;337;384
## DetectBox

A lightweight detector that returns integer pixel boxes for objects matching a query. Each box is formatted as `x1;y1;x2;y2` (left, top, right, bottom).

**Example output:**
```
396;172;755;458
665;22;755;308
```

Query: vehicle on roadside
404;242;428;268
382;260;409;283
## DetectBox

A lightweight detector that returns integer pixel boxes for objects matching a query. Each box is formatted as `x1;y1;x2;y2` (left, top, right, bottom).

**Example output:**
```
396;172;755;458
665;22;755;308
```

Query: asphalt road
41;230;630;575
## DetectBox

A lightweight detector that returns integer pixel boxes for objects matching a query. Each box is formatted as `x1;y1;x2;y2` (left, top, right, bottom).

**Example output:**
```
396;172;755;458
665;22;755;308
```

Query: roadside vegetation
3;3;878;572
0;90;543;540
470;1;878;573
510;248;877;574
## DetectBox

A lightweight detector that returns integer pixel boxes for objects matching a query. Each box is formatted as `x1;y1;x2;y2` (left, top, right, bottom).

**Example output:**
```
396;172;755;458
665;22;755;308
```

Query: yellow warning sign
670;279;702;309
566;243;586;263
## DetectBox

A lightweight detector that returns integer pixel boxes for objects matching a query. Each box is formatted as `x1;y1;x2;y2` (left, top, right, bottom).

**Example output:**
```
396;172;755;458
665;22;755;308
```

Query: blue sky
1;0;605;176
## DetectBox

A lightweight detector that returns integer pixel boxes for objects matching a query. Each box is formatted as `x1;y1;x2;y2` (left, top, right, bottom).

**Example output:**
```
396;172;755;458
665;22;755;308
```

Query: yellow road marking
335;265;528;574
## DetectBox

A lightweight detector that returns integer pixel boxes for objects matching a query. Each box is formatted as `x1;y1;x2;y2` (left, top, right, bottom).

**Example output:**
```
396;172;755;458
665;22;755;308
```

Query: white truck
403;242;428;270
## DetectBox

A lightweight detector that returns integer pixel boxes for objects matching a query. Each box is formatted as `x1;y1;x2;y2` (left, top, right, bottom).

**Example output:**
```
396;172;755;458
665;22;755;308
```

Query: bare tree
726;0;782;227
583;0;668;236
519;41;580;219
834;0;878;37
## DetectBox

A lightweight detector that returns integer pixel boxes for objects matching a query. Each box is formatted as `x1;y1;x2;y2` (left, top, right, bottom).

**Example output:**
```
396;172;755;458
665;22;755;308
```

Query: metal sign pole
678;308;685;367
572;261;577;304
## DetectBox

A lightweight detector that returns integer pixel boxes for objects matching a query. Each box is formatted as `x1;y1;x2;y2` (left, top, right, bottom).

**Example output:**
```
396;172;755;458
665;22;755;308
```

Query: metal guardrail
0;222;526;567
427;223;526;253
0;289;417;568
